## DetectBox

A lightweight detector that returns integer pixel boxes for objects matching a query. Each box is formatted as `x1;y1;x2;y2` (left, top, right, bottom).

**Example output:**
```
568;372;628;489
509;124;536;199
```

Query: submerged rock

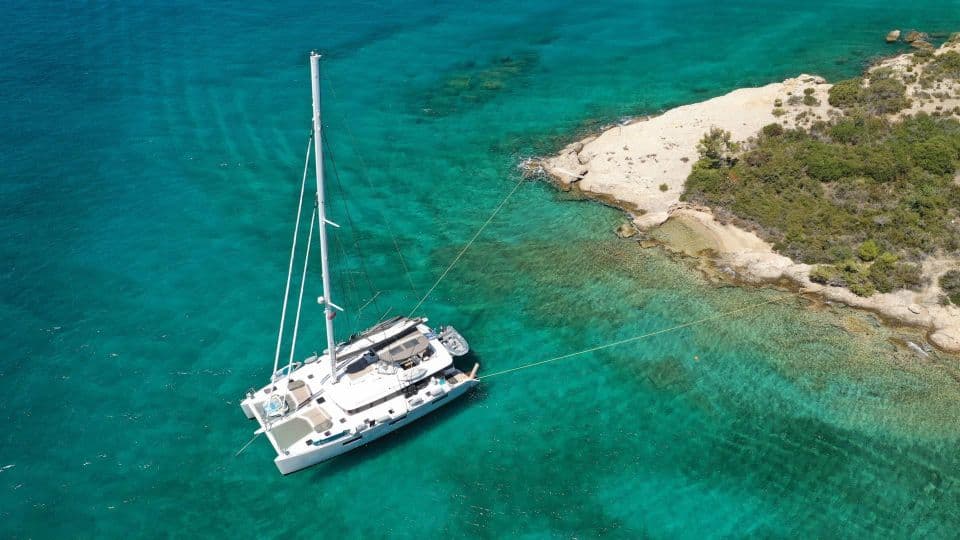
616;222;637;238
638;238;659;249
911;40;934;50
886;30;901;43
904;30;927;43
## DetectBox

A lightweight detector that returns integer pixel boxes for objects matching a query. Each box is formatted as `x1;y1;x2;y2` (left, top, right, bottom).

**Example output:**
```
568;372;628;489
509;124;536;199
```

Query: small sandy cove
541;41;960;352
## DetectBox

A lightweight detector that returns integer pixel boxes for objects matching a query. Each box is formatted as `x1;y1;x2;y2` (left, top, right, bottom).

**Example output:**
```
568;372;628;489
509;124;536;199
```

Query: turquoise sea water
4;1;960;537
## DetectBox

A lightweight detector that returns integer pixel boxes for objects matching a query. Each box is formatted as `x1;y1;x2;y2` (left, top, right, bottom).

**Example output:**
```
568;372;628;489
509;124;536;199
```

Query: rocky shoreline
534;39;960;353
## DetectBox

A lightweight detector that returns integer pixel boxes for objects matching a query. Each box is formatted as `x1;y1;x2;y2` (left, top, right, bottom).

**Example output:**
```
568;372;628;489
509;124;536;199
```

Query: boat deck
242;319;470;457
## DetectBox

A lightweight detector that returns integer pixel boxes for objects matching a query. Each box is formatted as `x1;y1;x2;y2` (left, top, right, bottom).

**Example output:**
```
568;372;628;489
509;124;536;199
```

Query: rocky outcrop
931;329;960;351
540;40;960;353
615;222;637;238
886;29;901;43
904;30;927;43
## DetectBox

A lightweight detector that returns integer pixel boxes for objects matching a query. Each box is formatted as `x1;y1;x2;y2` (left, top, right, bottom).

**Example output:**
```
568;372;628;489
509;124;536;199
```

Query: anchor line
235;431;262;457
477;293;800;380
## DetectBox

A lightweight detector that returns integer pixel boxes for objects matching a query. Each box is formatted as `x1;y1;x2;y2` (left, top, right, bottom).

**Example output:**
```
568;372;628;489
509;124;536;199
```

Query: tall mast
310;52;339;378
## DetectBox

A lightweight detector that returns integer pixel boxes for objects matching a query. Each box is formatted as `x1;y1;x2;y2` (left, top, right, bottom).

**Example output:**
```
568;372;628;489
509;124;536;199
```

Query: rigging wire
332;226;368;324
322;71;420;300
271;135;313;379
476;292;800;380
408;176;528;317
323;135;384;322
286;206;317;370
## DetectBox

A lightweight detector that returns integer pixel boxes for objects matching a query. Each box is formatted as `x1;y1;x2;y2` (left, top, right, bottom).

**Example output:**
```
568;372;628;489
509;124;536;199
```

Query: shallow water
3;1;960;537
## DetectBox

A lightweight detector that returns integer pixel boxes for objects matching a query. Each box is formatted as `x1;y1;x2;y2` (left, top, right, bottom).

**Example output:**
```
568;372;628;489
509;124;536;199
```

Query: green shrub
803;94;820;107
810;264;838;284
941;269;960;304
859;145;910;182
697;128;739;168
828;114;888;145
683;162;729;198
867;252;921;292
858;240;881;261
772;107;786;117
862;78;910;115
828;77;909;114
804;87;815;96
810;265;841;285
848;280;876;297
803;142;858;181
828;259;877;296
922;51;960;83
827;244;854;262
828;78;863;108
659;183;669;192
762;123;785;137
911;136;957;175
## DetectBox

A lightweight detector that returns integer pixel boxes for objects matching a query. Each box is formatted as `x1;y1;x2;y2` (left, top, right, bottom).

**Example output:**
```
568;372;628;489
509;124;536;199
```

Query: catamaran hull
274;378;477;475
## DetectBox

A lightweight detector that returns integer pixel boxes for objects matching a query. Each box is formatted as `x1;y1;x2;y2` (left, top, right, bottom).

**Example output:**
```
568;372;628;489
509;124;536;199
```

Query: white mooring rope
477;293;799;380
409;177;528;316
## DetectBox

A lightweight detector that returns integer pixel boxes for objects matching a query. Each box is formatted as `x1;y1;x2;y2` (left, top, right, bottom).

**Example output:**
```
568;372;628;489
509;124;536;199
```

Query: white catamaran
240;53;479;475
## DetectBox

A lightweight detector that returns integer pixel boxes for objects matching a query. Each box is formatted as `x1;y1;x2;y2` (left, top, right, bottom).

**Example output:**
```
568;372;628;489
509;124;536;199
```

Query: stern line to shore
477;292;801;380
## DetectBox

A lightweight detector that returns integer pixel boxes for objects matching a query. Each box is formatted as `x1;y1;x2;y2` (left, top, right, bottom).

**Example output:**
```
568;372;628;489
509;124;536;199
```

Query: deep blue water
3;1;960;537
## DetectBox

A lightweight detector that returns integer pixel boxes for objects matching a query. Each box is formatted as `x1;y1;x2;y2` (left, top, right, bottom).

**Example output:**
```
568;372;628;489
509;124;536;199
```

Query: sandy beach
542;39;960;352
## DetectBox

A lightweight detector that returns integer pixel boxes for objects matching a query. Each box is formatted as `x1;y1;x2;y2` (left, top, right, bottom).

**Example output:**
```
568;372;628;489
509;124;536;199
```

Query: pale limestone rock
930;329;960;352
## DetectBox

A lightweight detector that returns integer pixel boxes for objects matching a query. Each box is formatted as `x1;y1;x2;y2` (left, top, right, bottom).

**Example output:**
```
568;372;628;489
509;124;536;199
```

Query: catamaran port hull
274;378;477;474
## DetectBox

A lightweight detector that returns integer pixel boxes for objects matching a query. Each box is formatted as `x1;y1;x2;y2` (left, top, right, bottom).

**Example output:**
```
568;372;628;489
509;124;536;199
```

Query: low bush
696;128;739;168
762;123;784;137
911;136;957;175
858;240;880;261
921;50;960;86
827;76;909;114
810;265;841;285
940;269;960;304
867;252;922;293
828;78;863;108
862;78;911;115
